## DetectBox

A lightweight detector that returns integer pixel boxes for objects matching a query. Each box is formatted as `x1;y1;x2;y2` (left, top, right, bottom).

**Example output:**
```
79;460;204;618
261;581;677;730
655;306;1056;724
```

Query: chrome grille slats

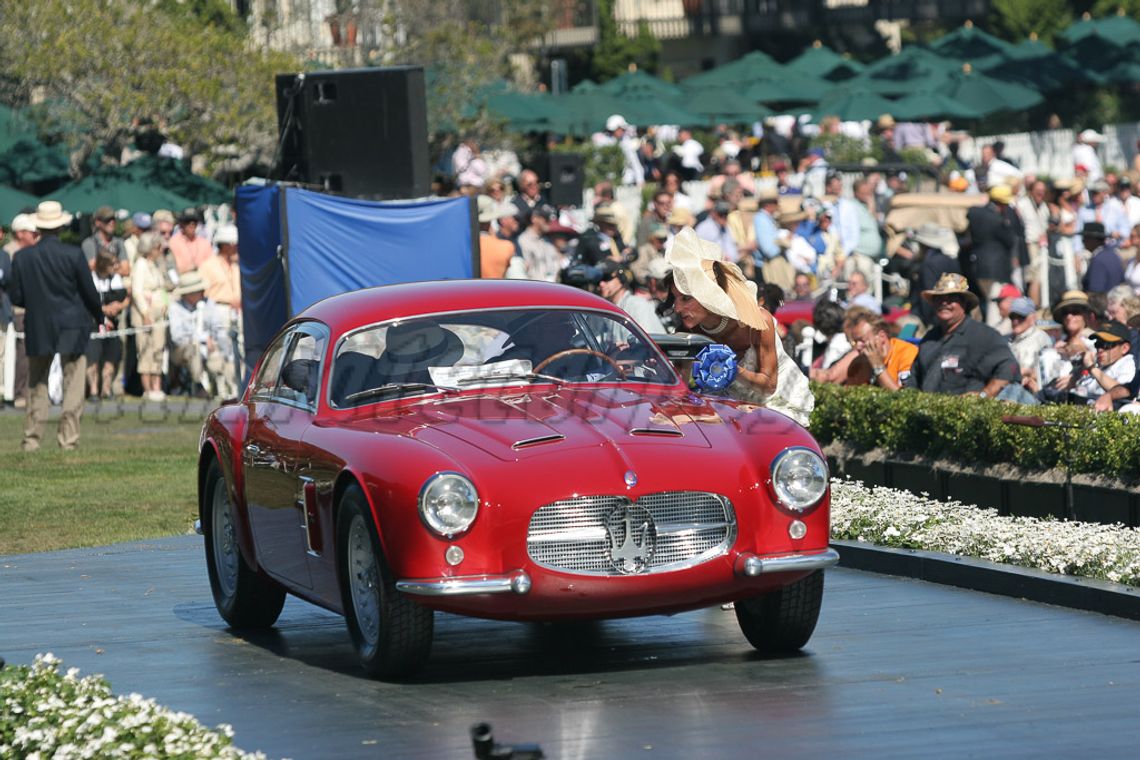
527;491;736;576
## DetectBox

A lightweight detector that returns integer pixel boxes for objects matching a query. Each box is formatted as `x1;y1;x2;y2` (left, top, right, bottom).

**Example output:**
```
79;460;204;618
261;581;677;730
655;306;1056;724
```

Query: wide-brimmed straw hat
1052;290;1094;321
174;270;207;296
32;200;73;230
665;227;766;332
920;272;979;310
379;321;464;371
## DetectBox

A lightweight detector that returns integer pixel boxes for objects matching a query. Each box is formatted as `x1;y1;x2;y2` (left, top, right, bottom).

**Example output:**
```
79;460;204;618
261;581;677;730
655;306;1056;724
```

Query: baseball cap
997;284;1022;301
132;212;153;230
1093;320;1132;345
1008;297;1037;318
93;205;116;222
10;213;36;232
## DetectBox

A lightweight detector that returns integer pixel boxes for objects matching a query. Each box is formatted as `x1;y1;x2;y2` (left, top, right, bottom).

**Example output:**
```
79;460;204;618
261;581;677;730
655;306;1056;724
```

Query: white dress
727;337;814;428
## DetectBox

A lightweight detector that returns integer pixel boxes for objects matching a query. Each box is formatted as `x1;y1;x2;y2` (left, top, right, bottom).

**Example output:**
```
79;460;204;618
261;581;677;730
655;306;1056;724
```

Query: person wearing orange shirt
477;195;518;279
199;225;241;312
847;312;918;390
168;208;214;275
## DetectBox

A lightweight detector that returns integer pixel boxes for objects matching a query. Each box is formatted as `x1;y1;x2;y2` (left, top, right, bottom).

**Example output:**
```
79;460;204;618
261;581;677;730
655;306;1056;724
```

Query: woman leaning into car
663;227;813;427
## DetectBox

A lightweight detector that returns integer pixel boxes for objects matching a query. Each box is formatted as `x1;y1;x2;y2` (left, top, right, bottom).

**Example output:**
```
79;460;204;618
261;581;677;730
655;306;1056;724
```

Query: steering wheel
533;348;627;379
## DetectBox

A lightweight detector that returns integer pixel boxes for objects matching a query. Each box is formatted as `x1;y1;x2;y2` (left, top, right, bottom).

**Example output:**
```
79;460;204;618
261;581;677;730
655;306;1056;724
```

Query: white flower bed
0;654;267;759
831;478;1140;586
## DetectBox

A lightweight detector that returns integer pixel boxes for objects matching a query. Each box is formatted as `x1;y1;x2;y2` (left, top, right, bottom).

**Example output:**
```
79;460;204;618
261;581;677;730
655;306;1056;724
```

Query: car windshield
330;308;677;407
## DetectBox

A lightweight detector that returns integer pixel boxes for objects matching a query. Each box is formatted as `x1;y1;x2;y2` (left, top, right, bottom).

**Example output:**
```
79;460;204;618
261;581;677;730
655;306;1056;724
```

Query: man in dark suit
965;185;1018;317
1081;222;1124;295
10;201;102;451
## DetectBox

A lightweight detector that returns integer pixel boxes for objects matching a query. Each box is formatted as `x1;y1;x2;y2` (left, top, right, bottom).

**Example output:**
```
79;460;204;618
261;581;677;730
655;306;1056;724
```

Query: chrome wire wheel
211;477;239;600
347;514;382;649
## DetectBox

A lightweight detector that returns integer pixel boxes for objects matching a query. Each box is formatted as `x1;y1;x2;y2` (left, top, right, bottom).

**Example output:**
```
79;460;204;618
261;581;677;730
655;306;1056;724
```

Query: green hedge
809;384;1140;481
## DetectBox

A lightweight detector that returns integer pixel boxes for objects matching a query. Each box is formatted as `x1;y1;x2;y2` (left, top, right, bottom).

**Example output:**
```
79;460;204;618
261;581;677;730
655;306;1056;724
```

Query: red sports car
198;280;837;678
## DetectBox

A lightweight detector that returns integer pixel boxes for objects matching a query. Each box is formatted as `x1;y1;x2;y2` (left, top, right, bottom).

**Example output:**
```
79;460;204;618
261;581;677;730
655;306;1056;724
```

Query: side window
277;331;327;408
249;332;290;400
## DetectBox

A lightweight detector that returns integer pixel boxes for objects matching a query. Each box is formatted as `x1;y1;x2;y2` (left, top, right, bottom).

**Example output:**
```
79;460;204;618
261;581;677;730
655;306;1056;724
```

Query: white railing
966;121;1140;180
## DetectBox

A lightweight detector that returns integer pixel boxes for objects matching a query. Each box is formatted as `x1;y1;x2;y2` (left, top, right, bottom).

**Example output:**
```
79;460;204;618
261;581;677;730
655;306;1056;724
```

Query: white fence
966;121;1140;180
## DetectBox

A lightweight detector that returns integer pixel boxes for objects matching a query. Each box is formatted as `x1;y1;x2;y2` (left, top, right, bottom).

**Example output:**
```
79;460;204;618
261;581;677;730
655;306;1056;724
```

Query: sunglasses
1094;340;1121;350
1058;309;1086;318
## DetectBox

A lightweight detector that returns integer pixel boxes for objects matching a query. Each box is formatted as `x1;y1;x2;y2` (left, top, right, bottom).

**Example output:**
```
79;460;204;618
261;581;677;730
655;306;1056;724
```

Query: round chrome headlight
770;448;828;512
418;472;479;537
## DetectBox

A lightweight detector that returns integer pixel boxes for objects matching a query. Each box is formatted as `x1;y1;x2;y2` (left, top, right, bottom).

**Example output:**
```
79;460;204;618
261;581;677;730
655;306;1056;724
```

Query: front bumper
394;548;839;598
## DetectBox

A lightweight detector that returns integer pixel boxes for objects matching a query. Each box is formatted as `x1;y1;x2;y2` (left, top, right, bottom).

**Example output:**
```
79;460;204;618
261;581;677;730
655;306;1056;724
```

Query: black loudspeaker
543;153;584;207
275;66;429;199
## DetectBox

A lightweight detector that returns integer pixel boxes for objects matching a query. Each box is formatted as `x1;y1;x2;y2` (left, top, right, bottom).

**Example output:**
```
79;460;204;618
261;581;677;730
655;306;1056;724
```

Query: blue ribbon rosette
692;343;738;392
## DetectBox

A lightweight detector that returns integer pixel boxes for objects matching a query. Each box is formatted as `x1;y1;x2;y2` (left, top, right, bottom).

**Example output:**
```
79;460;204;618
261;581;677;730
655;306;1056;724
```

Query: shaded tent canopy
981;36;1102;91
741;71;832;104
121;155;230;207
784;41;865;81
0;183;39;223
570;79;599;93
680;88;773;125
485;91;568;133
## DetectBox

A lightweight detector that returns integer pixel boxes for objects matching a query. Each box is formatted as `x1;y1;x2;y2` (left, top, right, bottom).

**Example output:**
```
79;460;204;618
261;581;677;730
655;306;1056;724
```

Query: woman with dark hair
663;228;812;426
85;249;129;399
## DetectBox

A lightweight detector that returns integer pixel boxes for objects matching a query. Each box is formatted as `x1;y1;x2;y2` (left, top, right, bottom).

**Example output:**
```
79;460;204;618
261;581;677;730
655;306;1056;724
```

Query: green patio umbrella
785;41;865;81
936;65;1044;117
0;138;71;186
980;33;1102;91
852;46;963;96
486;91;569;133
0;104;39;155
121;155;230;207
0;183;39;222
680;88;773;125
890;92;984;122
683;50;783;88
929;21;1019;71
597;69;683;98
49;164;198;215
802;89;897;122
570;79;599;93
1059;12;1140;48
740;71;832;104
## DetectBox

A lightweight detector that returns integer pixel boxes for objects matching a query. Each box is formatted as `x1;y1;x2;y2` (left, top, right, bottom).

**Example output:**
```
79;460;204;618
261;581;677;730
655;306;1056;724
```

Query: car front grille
527;491;737;576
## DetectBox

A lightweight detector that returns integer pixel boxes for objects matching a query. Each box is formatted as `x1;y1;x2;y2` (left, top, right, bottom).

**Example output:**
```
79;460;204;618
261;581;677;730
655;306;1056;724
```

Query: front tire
337;485;433;679
735;570;825;654
202;458;286;628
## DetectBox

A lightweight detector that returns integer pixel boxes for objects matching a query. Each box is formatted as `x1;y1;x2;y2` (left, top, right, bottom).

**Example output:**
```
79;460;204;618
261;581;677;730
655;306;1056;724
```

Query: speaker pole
278;185;294;318
468;195;482;279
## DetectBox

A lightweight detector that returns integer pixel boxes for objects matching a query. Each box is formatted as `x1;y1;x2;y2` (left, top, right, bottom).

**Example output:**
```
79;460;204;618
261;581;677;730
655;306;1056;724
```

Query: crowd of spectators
0;202;242;413
452;109;1140;415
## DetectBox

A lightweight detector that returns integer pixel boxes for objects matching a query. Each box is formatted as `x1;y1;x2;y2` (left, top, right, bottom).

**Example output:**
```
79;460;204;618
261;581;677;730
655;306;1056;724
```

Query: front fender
198;406;260;572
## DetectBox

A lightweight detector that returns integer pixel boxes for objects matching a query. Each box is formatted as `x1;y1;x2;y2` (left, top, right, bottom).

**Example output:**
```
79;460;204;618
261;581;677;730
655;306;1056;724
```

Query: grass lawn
0;402;208;555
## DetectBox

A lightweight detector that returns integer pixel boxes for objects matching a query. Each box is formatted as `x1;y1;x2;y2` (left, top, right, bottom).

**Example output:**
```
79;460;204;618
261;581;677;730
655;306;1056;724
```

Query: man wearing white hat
168;270;233;398
10;201;103;451
1072;128;1105;183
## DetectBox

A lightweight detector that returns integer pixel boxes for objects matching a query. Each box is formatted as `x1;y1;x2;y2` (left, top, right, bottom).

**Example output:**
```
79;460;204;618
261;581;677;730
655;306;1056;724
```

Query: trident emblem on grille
604;503;657;574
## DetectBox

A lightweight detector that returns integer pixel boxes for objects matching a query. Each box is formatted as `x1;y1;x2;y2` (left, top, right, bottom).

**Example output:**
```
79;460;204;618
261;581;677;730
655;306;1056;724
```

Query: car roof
297;279;625;333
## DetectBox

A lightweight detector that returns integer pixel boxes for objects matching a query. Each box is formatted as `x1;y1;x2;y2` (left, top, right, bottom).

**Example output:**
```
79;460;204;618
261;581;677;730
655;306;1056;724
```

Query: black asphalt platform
3;536;1139;758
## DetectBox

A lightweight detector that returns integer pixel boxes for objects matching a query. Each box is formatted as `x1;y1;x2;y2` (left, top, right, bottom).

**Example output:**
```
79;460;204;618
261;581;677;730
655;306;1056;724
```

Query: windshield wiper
344;382;457;403
455;371;565;387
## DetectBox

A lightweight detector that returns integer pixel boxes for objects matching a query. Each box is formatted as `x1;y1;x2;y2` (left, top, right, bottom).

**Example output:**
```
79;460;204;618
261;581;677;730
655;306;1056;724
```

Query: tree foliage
591;0;662;82
0;0;301;178
1090;1;1140;17
989;0;1073;44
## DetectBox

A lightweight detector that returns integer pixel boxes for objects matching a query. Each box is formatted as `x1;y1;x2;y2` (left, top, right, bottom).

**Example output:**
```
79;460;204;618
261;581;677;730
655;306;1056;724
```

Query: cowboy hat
593;204;620;225
32;200;73;230
921;272;979;310
174;270;207;296
379;321;464;372
1052;290;1094;321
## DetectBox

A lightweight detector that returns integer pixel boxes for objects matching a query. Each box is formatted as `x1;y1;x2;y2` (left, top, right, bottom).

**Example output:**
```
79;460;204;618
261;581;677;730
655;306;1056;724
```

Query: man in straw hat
664;227;813;427
168;270;232;398
904;272;1032;403
10;201;103;451
965;184;1018;318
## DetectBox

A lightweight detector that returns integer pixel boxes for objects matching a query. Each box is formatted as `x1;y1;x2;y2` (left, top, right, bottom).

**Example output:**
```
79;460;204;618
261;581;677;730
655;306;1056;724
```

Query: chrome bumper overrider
734;549;840;576
396;571;532;597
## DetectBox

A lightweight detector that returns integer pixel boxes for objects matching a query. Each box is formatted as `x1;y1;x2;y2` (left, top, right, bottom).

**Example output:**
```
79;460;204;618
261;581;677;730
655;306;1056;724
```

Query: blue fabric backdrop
283;190;473;315
235;186;474;374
